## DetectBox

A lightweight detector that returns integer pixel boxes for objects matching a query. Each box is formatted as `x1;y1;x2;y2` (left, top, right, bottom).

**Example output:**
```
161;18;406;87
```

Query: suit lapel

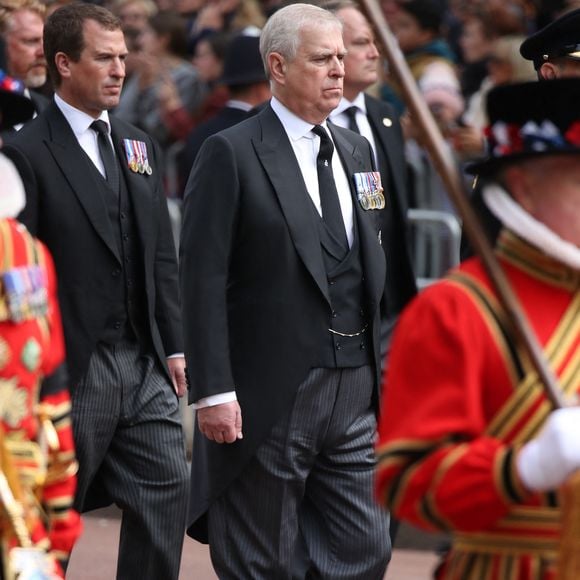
329;124;386;315
44;104;121;263
253;107;330;304
110;122;154;260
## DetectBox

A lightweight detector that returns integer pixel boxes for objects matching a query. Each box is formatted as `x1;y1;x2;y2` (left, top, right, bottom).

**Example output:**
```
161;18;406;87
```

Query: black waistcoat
94;166;149;346
313;213;372;369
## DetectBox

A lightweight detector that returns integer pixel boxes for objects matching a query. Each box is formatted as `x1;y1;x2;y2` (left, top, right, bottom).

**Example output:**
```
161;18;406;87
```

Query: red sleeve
38;390;82;563
376;280;528;533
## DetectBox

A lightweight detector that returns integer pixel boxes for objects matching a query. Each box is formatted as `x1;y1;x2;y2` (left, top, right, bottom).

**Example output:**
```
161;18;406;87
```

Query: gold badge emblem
0;378;28;428
0;337;11;371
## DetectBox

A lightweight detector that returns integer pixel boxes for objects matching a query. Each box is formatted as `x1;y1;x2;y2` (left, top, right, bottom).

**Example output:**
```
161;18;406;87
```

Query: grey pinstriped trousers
208;365;391;579
72;340;189;580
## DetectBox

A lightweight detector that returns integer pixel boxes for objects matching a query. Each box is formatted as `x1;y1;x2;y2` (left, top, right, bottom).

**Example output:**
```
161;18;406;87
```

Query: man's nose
111;58;126;78
330;57;345;76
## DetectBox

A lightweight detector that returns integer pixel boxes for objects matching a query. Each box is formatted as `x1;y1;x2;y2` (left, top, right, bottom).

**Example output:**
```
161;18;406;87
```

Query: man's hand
197;401;243;444
166;357;187;397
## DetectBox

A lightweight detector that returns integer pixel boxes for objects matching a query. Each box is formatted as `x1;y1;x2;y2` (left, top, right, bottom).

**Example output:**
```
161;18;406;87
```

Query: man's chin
26;73;47;89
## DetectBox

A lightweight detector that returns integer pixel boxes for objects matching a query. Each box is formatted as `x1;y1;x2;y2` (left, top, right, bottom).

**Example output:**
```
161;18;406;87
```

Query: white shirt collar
270;97;330;142
333;92;367;117
54;93;111;138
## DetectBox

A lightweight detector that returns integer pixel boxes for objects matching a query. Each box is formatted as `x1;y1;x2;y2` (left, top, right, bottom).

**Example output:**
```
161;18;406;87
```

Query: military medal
2;265;48;323
353;172;385;211
135;141;152;176
372;172;386;209
123;139;139;173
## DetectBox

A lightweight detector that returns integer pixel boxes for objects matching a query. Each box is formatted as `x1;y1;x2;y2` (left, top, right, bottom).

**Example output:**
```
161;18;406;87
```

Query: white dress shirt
54;93;112;178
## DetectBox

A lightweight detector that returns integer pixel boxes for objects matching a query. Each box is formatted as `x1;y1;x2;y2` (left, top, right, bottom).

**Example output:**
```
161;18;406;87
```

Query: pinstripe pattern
208;366;390;579
72;341;189;580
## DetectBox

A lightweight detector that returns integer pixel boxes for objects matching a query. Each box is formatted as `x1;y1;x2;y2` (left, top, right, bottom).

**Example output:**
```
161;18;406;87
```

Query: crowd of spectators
1;0;578;265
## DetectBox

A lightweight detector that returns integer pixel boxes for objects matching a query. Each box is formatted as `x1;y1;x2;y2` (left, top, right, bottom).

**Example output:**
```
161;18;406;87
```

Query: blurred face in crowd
268;22;345;124
391;9;433;54
193;39;223;83
138;23;161;55
5;9;47;88
117;0;150;31
487;53;513;86
56;19;127;117
459;17;494;63
505;155;580;247
337;6;380;100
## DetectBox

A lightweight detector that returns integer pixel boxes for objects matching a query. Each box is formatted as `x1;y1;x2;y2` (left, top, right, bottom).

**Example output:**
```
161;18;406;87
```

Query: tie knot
311;124;329;140
344;106;358;120
91;119;109;137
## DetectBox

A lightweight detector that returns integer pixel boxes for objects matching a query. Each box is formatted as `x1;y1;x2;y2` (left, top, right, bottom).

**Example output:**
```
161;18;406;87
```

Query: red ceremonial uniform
0;218;81;577
376;230;580;579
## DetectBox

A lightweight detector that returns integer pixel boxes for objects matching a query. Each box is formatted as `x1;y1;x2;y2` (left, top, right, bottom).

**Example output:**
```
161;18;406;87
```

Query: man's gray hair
259;3;342;77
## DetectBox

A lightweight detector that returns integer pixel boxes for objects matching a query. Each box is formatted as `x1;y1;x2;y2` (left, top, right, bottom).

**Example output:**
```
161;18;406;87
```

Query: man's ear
268;52;287;85
55;51;72;81
539;62;559;80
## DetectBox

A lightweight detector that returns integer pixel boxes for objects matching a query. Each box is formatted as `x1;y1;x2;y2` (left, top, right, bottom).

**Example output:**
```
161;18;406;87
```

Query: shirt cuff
193;391;237;409
167;353;184;359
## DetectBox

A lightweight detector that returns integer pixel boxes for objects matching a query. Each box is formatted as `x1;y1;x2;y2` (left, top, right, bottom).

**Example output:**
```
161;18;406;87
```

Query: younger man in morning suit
181;4;393;578
4;4;189;579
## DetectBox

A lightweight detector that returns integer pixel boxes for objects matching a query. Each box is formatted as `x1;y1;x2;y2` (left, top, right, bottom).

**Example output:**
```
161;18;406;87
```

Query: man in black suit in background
181;3;401;578
0;0;50;124
4;4;189;579
178;32;271;191
326;0;416;348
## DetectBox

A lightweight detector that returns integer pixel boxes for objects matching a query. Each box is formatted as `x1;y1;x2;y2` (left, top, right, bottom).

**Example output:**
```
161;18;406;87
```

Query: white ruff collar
483;183;580;271
0;154;25;219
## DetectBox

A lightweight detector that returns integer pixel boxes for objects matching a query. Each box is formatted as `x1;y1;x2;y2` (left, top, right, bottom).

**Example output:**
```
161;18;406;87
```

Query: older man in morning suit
4;4;189;579
181;3;405;578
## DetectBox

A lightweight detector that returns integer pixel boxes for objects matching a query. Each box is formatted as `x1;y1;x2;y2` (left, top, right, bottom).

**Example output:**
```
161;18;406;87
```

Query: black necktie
344;106;361;134
91;120;119;195
311;125;348;250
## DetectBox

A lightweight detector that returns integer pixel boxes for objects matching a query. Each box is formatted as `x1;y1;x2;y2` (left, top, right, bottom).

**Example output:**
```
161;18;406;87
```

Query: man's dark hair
44;2;121;87
396;0;443;34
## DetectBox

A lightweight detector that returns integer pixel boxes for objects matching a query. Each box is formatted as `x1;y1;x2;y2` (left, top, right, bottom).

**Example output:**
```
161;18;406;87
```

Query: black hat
220;33;267;87
0;70;35;131
469;78;580;174
520;8;580;70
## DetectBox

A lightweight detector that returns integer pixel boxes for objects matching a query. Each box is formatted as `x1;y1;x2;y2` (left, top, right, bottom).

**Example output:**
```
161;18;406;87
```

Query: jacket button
332;311;338;318
112;269;121;277
114;321;121;329
335;342;342;350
